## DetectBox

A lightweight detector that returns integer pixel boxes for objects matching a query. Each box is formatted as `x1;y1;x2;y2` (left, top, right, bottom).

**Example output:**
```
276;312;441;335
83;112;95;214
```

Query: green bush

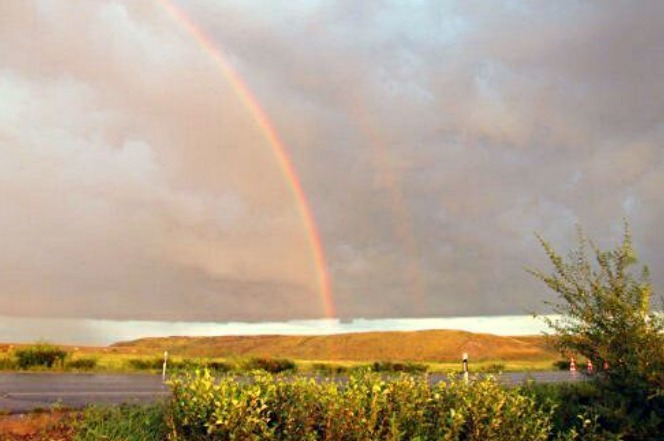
530;224;664;439
311;362;349;375
244;357;297;373
167;370;558;441
166;358;198;371
523;381;602;433
163;358;234;373
126;357;163;371
126;357;235;374
553;360;571;371
66;357;98;370
15;343;68;369
371;360;428;373
205;360;233;373
73;371;630;440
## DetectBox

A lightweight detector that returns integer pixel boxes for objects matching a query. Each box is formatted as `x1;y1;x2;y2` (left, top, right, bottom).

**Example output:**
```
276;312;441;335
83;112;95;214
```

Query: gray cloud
0;1;662;325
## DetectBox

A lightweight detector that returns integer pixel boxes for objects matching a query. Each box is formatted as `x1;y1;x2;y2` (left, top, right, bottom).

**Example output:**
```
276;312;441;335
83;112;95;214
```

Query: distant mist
0;314;556;346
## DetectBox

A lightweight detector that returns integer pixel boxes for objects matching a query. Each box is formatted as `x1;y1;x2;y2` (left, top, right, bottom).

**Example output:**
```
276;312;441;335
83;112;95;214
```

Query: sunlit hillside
112;330;557;362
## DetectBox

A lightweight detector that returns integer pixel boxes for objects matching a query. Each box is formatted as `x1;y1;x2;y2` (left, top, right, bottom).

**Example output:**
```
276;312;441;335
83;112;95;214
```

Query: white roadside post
462;352;469;384
162;351;168;382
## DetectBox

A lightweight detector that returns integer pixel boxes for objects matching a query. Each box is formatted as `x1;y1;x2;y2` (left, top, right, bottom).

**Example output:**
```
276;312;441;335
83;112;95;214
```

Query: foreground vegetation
3;370;657;440
529;224;663;439
73;370;620;441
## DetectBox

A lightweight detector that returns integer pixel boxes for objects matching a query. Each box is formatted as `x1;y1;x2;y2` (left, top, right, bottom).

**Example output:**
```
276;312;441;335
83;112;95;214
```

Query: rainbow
157;0;335;318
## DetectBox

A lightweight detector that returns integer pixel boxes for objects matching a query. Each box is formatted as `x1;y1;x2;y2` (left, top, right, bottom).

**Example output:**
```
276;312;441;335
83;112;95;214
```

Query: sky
1;1;663;343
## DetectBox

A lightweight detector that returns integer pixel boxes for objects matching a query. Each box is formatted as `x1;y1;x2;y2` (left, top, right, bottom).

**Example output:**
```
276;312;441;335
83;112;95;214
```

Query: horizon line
0;314;557;346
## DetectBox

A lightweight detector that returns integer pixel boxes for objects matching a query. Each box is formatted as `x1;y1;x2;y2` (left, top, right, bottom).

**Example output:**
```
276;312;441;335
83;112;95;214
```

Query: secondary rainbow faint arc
158;0;335;318
350;97;425;311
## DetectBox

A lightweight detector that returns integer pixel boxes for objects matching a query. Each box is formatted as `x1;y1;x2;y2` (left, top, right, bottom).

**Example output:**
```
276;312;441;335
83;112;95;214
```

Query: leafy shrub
15;343;68;369
66;357;98;370
530;224;664;439
165;358;233;373
126;357;163;370
205;360;232;373
553;359;571;371
522;381;622;440
371;360;428;373
127;357;235;374
523;381;601;432
244;357;297;373
167;370;558;441
166;358;198;371
311;362;348;375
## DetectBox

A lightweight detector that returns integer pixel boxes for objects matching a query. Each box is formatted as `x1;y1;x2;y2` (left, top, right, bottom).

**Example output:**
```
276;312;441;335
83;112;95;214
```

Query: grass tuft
74;404;168;441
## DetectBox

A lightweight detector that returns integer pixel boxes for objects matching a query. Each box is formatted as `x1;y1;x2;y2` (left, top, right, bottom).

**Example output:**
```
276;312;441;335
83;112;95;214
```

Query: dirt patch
0;411;76;441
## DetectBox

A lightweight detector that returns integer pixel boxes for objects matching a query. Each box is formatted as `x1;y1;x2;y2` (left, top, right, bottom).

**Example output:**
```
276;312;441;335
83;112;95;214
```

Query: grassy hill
111;330;557;363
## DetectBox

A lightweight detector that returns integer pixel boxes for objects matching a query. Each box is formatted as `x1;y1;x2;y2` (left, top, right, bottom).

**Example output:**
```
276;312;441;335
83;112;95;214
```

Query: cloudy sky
1;1;662;340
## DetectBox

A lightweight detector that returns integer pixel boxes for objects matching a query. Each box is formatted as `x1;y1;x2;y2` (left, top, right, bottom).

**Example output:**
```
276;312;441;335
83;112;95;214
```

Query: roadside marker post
462;352;469;384
162;351;168;383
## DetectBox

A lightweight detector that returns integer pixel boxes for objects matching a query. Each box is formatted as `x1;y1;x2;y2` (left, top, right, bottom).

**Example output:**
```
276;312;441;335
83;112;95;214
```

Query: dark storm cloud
0;1;661;322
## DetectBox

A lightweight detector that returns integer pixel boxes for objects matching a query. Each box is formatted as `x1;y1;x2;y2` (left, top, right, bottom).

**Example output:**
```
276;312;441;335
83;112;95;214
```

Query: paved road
0;373;169;413
481;370;584;386
0;370;583;413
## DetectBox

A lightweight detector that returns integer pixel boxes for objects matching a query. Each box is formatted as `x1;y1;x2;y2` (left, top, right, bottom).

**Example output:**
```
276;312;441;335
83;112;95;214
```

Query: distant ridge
111;329;556;362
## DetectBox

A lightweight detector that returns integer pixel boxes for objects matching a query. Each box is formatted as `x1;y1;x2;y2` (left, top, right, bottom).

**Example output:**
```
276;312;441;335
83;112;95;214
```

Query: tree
528;223;663;438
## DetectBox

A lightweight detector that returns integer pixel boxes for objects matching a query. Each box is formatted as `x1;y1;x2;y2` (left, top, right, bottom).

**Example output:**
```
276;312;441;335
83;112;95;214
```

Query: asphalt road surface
0;371;583;413
0;373;169;413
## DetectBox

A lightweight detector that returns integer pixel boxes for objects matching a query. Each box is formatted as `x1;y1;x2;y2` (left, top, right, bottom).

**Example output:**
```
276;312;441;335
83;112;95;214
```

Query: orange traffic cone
586;359;594;374
570;357;577;373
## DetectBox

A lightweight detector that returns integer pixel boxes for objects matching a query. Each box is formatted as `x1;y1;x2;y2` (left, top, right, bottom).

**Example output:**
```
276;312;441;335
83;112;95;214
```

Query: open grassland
111;329;558;363
0;330;561;374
